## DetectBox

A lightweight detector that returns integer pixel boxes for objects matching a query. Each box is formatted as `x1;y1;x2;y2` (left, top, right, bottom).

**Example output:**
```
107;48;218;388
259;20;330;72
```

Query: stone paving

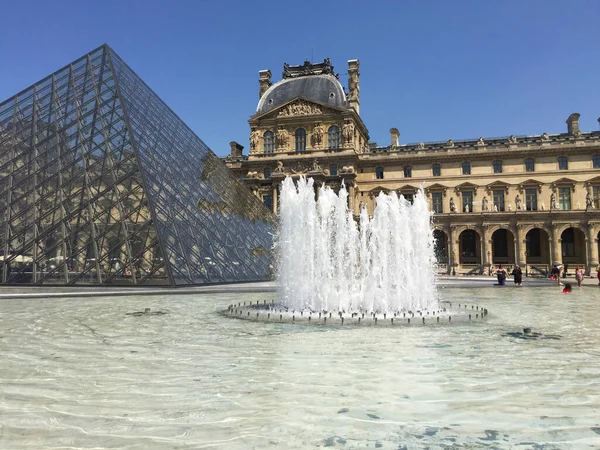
0;274;597;300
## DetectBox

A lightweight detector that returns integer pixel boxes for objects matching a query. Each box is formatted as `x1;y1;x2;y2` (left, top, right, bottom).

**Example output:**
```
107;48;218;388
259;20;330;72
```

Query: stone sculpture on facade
477;137;485;145
515;195;522;210
541;132;550;141
277;100;322;117
464;204;470;213
276;127;289;149
311;122;325;148
274;160;285;173
508;135;517;144
348;70;359;100
249;128;260;151
342;120;355;144
449;197;456;212
482;196;489;211
586;191;594;210
417;142;425;149
550;193;557;210
446;139;454;148
310;159;322;173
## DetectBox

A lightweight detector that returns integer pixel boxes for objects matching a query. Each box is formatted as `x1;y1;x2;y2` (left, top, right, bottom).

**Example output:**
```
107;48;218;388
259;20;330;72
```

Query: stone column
551;224;561;265
449;226;459;275
347;183;355;212
516;225;526;267
272;184;278;215
259;69;272;99
586;222;598;273
482;225;492;272
481;226;489;268
347;59;360;114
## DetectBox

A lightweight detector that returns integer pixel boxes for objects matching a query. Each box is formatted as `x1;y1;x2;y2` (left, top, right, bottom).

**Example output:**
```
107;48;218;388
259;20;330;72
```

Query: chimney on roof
566;113;581;136
389;128;400;147
347;59;360;114
258;70;272;99
229;141;244;158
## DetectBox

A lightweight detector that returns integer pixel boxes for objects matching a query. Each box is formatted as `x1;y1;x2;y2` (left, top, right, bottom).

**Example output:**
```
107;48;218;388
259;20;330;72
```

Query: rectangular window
558;156;568;170
525;188;537;211
525;158;535;172
462;191;473;212
404;193;414;204
558;187;571;210
493;190;505;212
404;166;412;178
462;162;471;175
432;163;441;176
594;155;600;169
492;160;502;174
432;192;443;213
329;164;338;176
376;167;384;179
262;195;273;212
594;186;600;208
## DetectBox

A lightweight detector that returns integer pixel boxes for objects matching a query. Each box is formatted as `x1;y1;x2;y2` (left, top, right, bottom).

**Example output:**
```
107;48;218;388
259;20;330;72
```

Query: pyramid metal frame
0;44;275;285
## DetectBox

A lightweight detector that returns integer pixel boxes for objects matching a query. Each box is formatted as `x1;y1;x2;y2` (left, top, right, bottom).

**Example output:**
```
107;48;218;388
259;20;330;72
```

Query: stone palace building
225;58;600;276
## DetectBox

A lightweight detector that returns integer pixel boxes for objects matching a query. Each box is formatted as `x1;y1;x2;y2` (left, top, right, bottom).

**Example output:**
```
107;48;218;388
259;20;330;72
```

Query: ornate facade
225;58;600;275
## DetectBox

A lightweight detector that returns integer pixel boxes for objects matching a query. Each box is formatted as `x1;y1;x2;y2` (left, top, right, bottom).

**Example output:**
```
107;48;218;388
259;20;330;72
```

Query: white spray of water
276;176;438;313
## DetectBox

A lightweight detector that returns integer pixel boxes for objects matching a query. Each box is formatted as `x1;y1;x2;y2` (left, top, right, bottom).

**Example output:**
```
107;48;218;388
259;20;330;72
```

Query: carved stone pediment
397;184;418;193
485;180;510;194
518;179;543;193
426;183;448;196
454;182;478;195
255;98;340;121
552;177;577;192
277;100;323;118
584;176;600;187
369;185;390;197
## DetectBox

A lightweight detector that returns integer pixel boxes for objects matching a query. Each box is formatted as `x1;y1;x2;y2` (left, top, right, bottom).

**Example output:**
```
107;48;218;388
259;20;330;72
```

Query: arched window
376;167;384;179
263;131;274;153
462;161;471;175
295;128;306;152
558;156;568;170
492;160;502;174
525;158;535;172
328;125;340;149
404;166;412;178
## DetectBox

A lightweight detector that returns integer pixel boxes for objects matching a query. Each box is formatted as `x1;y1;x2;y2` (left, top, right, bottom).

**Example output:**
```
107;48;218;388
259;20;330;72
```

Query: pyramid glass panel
0;44;275;285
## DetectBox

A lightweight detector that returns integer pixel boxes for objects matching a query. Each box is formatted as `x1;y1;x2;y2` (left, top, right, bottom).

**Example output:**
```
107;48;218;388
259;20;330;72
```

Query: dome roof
256;74;347;114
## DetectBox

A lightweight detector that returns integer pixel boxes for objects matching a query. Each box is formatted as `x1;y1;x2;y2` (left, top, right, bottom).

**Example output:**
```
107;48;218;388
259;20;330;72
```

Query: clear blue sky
1;0;599;156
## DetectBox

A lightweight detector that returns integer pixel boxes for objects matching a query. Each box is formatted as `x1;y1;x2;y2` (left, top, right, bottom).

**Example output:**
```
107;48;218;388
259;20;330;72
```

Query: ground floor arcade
433;212;600;276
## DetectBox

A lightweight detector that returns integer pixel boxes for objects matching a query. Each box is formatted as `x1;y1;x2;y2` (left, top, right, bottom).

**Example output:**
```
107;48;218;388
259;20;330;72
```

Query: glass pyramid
0;44;275;285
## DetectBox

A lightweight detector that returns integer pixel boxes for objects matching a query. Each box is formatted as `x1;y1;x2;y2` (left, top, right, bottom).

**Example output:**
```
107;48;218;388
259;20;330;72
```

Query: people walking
496;264;508;286
512;265;523;286
551;264;562;286
575;266;584;287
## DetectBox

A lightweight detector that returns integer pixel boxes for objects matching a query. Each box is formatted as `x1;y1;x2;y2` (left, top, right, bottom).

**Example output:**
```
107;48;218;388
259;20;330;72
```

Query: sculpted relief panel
277;100;322;117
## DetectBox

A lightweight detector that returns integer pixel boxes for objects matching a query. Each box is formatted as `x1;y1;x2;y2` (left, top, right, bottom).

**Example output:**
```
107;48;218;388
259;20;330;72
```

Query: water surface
1;286;599;449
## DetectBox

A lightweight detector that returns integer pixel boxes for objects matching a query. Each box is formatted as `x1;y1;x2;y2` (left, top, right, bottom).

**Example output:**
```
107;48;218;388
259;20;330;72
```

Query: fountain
225;176;487;325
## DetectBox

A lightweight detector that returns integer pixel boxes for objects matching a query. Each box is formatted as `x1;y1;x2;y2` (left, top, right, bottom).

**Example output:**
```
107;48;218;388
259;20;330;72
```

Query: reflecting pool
1;286;599;449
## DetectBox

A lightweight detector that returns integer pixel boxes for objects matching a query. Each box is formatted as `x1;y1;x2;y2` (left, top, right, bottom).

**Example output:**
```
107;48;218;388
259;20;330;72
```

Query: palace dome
256;74;347;115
